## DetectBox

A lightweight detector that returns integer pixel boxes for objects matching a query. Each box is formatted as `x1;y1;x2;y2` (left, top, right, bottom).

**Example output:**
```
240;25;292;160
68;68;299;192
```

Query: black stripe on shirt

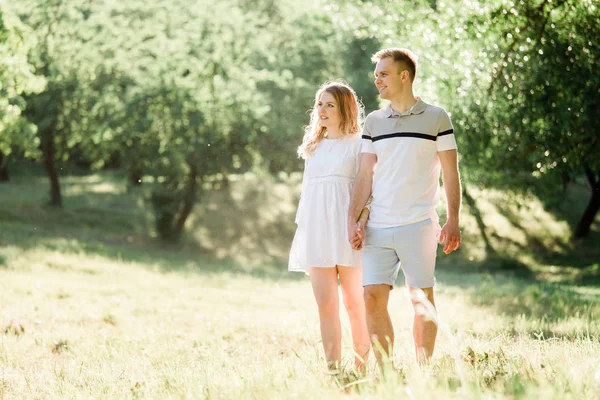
363;130;455;142
371;132;436;142
437;129;454;137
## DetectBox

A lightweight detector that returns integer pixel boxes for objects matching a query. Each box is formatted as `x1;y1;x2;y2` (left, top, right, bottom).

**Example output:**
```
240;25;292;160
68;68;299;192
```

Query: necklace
324;139;336;152
324;132;343;152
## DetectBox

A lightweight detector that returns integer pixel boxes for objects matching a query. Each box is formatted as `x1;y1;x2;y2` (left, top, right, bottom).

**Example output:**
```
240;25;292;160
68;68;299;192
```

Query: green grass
0;170;599;399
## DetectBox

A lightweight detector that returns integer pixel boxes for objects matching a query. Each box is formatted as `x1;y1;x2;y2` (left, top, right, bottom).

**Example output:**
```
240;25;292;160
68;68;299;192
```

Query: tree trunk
173;162;199;240
0;151;9;182
128;167;143;186
462;184;496;255
220;167;229;188
41;127;62;207
574;167;600;238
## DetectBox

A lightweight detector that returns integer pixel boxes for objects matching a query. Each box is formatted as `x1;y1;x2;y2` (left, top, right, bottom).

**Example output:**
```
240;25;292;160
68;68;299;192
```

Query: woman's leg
309;267;342;370
338;265;370;371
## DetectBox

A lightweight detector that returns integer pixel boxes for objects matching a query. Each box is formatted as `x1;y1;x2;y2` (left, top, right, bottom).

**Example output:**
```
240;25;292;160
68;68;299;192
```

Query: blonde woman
289;82;370;372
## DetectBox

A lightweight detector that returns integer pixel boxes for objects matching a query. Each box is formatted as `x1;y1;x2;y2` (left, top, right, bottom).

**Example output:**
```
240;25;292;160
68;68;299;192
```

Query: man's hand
349;206;370;250
347;153;376;251
352;220;365;250
439;218;460;254
348;220;364;250
438;149;462;255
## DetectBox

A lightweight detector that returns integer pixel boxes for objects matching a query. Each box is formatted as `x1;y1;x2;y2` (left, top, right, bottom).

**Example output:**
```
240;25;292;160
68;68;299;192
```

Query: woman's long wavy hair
297;82;363;159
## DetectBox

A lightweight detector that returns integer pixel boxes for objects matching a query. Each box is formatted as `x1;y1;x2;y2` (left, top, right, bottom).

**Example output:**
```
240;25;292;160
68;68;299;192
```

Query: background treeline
1;0;598;242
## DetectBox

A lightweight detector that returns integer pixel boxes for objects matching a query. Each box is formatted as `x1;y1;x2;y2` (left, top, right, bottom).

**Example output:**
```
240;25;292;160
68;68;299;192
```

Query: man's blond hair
371;48;418;82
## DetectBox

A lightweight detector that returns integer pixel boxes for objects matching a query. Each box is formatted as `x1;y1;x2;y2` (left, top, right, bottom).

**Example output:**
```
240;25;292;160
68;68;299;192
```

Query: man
348;48;461;364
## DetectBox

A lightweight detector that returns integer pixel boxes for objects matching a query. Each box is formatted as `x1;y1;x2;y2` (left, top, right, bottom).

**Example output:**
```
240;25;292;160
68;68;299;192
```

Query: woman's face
316;91;341;132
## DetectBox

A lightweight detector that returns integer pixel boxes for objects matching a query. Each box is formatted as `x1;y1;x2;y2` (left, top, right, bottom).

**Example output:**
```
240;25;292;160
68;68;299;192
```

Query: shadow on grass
539;179;600;228
186;177;299;270
0;220;303;282
495;204;571;254
0;192;148;238
440;271;600;329
532;181;600;268
495;202;600;270
2;170;597;287
437;185;600;336
0;171;303;282
458;183;600;281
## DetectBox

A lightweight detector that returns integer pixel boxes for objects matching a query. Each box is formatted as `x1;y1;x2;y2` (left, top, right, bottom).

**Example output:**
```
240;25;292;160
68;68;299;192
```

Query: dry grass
0;171;599;398
1;245;599;399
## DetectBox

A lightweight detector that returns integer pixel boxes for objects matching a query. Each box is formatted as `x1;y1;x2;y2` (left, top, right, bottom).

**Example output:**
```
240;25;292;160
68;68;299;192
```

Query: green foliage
453;0;600;195
12;0;126;166
0;5;44;160
4;0;598;238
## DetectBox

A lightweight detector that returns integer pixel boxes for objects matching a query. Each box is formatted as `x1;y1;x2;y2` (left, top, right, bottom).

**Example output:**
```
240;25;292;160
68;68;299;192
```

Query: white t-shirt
361;98;457;228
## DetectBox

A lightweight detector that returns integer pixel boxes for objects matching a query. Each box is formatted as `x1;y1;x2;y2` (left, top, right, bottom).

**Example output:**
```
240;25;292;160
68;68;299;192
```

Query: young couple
288;48;462;372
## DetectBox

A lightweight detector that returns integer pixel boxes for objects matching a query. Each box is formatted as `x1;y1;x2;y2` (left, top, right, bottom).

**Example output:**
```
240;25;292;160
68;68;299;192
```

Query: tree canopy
2;0;598;240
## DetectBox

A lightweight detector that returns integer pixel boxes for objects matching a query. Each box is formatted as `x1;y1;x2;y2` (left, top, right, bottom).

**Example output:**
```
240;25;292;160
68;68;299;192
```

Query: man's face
374;57;407;100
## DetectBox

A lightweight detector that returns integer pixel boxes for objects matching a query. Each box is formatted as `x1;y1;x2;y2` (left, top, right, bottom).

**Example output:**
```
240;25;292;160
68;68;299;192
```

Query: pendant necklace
325;133;339;152
327;140;335;152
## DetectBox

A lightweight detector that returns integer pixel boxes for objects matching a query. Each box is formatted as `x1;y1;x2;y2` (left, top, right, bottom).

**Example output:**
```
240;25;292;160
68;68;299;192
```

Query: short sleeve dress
288;133;363;273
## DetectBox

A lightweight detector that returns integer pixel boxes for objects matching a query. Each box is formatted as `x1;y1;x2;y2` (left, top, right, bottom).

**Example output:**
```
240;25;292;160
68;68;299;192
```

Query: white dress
288;133;362;273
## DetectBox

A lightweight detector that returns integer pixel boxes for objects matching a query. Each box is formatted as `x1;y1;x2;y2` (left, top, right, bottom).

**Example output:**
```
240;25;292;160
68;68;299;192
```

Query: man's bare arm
351;207;370;250
438;149;461;254
348;153;377;244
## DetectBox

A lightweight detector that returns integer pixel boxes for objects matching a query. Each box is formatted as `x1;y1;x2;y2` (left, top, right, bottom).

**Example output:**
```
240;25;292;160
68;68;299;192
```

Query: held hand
351;206;370;250
351;220;365;250
347;220;364;250
347;220;358;244
439;219;460;254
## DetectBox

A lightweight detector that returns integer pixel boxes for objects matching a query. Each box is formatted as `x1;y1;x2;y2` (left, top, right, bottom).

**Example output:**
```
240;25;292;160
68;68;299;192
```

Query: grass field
1;170;599;399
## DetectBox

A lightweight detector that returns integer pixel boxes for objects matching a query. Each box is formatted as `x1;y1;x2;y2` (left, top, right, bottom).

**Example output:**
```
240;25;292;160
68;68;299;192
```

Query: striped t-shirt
361;98;457;228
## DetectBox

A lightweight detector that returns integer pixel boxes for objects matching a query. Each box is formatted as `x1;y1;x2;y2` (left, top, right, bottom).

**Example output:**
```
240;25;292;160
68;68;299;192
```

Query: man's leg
362;226;401;366
409;286;437;363
309;267;342;370
338;265;370;370
392;219;440;363
363;284;393;365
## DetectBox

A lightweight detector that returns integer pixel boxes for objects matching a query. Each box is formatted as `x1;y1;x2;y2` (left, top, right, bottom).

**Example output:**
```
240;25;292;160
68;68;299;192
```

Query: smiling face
316;91;341;132
374;57;410;100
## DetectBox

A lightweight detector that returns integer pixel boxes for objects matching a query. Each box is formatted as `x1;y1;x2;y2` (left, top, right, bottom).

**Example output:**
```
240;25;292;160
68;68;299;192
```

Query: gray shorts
362;218;441;289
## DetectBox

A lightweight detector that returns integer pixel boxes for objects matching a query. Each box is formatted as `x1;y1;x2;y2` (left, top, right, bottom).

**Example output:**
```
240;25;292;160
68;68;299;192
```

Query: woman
289;82;370;372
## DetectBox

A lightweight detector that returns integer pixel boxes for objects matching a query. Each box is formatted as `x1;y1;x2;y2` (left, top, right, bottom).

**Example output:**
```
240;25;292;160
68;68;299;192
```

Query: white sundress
288;133;362;273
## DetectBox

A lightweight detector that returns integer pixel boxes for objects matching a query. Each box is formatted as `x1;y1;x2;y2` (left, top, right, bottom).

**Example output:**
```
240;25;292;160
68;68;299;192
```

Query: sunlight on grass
1;242;599;398
463;188;571;254
63;181;123;196
1;172;599;398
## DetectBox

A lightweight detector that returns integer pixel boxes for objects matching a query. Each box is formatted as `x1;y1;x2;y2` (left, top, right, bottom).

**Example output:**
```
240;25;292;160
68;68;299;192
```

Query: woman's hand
349;207;369;250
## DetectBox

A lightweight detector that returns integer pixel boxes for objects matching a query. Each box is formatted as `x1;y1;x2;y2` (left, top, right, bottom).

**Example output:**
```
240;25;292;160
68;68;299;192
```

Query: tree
0;5;45;181
455;0;600;238
98;0;275;240
11;0;96;206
